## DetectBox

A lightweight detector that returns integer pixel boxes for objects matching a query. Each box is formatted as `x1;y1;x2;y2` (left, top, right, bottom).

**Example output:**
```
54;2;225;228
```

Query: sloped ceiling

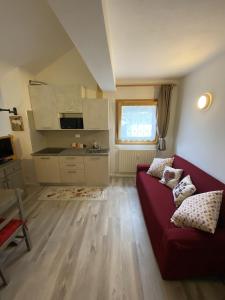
48;0;115;91
0;0;73;78
1;0;225;87
106;0;225;79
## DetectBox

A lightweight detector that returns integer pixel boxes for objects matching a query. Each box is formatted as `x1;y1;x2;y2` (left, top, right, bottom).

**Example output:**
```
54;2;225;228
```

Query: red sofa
136;154;225;280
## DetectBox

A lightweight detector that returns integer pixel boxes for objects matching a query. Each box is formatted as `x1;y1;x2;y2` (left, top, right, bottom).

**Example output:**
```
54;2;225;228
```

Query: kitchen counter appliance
59;113;84;129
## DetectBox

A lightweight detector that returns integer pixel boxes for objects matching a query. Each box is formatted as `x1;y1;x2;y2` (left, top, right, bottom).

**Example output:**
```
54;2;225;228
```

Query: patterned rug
38;186;107;201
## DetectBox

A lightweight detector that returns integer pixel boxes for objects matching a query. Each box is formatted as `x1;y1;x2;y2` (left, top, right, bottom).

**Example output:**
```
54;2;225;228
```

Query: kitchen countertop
31;148;109;156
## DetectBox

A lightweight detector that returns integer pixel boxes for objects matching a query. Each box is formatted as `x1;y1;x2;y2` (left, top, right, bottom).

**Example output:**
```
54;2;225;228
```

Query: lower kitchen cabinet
60;169;85;184
34;156;61;183
84;156;109;186
59;156;85;184
33;155;109;185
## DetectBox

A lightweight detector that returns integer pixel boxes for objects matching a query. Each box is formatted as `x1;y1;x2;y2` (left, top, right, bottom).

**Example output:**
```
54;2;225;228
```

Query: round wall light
197;92;213;110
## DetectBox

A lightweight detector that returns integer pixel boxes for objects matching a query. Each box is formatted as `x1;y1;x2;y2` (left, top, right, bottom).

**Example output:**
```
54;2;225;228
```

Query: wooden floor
1;178;225;300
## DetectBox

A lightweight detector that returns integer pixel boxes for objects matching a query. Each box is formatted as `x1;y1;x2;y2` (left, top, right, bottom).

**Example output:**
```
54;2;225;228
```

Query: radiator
118;150;156;173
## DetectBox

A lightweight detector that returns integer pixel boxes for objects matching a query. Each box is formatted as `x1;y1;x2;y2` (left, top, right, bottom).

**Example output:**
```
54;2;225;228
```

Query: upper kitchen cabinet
55;85;85;113
29;85;59;130
83;98;109;130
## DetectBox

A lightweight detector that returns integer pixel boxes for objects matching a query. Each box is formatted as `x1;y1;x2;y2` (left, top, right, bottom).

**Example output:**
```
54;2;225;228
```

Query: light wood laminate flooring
0;178;225;300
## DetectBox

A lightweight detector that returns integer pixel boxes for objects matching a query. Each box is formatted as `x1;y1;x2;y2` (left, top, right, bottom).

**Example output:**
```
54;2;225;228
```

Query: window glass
116;100;157;144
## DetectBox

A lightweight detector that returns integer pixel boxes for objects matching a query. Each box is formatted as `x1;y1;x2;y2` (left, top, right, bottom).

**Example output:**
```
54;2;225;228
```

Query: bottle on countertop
71;143;86;149
92;141;100;149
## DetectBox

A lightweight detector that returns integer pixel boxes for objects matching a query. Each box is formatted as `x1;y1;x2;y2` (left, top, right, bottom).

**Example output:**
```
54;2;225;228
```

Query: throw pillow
172;175;196;207
147;157;174;178
159;166;183;189
171;190;223;234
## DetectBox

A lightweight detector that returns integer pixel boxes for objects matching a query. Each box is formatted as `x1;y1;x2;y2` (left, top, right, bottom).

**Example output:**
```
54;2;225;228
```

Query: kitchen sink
86;148;108;154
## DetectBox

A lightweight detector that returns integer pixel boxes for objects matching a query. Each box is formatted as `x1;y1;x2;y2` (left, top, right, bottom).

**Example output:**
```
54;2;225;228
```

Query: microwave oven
59;113;84;129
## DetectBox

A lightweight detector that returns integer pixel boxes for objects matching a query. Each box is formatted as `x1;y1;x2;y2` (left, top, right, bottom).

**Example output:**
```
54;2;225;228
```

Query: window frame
115;99;158;145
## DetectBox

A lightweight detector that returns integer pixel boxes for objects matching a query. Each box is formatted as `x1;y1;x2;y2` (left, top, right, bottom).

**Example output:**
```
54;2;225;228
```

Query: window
116;99;157;144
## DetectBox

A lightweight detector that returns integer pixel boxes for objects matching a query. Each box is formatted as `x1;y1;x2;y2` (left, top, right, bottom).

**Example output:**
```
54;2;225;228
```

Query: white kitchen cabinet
59;156;85;184
34;156;61;183
29;85;60;130
34;155;109;185
84;156;109;186
54;85;83;113
60;169;85;184
83;99;109;130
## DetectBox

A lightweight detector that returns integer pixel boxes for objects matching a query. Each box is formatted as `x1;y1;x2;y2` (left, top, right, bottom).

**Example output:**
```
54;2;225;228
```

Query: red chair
0;189;31;285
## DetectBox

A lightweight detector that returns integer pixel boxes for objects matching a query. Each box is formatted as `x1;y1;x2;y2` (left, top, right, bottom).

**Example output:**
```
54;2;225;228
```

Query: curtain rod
116;83;177;87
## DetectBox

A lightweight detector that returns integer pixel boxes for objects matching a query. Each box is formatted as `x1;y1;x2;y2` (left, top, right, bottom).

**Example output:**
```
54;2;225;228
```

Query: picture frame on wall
9;115;24;131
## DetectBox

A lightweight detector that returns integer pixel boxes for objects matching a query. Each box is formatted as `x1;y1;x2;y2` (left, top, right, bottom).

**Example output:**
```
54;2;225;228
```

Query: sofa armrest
136;164;150;173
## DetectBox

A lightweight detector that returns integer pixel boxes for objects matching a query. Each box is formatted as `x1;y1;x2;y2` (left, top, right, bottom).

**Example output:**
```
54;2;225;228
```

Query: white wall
0;68;38;183
35;48;97;89
42;130;109;149
104;85;178;174
0;68;33;158
175;52;225;182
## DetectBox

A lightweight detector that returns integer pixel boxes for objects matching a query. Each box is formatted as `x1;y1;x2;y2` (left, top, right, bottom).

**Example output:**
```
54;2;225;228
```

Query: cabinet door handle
40;157;50;160
66;164;77;167
68;171;77;174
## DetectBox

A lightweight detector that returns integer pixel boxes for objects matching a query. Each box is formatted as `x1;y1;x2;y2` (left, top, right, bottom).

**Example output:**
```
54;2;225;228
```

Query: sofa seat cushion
160;226;225;279
165;226;225;254
138;171;176;231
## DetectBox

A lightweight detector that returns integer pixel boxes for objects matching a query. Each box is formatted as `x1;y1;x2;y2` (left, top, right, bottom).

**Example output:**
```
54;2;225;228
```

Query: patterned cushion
172;175;196;207
147;157;174;179
159;166;183;189
171;191;223;234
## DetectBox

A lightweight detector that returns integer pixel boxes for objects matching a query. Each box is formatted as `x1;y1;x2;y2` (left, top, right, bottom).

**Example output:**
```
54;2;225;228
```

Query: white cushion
147;157;174;179
171;191;223;234
172;175;196;207
159;166;183;189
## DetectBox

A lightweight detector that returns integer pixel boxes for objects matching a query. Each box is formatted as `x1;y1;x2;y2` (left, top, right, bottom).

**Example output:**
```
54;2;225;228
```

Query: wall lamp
197;92;213;110
0;107;18;115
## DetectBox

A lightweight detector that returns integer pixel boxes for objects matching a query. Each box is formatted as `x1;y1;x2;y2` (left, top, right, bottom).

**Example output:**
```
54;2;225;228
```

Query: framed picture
9;116;24;131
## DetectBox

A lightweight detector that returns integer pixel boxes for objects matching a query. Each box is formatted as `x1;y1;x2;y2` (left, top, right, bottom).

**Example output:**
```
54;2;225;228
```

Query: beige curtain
157;84;173;151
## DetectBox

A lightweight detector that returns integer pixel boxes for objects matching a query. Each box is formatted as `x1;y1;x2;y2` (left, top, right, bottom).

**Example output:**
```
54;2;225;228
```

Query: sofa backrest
173;155;225;226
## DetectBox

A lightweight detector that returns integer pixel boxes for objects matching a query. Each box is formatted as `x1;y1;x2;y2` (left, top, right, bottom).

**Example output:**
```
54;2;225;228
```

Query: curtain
157;84;173;151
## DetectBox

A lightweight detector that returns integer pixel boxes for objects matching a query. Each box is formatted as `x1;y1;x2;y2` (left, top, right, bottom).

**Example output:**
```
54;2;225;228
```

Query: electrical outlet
75;134;80;138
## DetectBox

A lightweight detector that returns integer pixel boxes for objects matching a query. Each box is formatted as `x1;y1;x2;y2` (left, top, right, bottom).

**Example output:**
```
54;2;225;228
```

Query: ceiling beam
48;0;115;91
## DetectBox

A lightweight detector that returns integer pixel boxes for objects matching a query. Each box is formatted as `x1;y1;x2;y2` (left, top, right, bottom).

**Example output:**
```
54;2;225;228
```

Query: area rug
38;186;107;201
